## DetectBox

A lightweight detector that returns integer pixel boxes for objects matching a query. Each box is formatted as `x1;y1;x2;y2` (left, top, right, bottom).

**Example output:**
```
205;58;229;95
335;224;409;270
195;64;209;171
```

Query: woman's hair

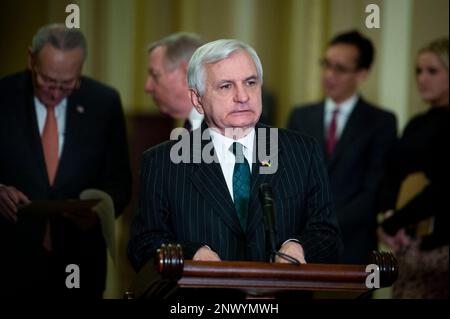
419;37;449;70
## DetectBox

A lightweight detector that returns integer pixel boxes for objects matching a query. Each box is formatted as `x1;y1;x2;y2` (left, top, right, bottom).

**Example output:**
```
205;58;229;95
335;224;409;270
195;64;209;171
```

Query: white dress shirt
324;94;358;139
209;128;255;201
34;97;67;158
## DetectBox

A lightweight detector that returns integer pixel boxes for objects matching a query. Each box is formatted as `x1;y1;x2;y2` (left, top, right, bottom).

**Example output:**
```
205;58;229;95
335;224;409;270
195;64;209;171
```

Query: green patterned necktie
230;142;251;230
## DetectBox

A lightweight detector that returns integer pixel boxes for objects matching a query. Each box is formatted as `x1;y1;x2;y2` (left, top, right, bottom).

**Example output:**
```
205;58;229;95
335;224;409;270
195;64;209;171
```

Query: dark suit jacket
128;123;342;272
379;107;449;251
288;97;397;264
0;70;132;297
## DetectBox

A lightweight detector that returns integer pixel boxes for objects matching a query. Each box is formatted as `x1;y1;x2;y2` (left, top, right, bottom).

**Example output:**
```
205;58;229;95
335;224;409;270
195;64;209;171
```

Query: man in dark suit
128;39;342;275
0;24;132;297
288;30;397;264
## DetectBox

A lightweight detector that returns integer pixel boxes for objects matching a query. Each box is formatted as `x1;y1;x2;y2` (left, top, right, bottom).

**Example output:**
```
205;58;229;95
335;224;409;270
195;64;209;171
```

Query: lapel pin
260;160;271;167
76;105;85;114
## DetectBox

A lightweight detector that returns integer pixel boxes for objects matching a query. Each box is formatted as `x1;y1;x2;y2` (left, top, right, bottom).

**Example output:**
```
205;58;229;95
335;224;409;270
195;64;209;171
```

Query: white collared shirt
209;128;255;201
34;97;67;158
188;107;204;131
324;95;358;139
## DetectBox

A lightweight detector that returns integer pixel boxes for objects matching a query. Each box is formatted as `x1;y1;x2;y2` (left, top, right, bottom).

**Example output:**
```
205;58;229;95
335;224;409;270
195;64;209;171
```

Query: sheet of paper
80;189;116;263
80;189;118;298
18;199;100;215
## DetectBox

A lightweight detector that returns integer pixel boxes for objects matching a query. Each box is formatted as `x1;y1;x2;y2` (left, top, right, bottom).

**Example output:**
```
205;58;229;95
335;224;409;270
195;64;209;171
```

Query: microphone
259;183;277;262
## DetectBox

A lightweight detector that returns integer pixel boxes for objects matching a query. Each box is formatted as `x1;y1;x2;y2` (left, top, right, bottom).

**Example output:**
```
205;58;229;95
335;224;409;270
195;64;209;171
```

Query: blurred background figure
144;32;276;129
0;24;132;298
145;32;205;130
287;30;397;265
378;37;449;299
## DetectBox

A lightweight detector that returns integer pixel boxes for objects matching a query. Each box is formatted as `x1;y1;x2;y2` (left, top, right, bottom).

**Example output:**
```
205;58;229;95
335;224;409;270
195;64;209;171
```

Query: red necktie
41;104;59;251
326;109;339;158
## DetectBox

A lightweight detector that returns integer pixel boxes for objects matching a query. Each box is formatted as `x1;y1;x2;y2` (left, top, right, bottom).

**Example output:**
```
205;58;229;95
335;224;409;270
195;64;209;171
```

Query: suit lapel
305;103;327;164
311;104;326;149
53;93;84;188
328;98;367;170
23;73;52;187
189;125;243;236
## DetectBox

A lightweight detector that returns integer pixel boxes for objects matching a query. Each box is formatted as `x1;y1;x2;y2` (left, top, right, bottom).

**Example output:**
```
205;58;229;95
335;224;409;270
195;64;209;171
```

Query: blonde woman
379;38;448;299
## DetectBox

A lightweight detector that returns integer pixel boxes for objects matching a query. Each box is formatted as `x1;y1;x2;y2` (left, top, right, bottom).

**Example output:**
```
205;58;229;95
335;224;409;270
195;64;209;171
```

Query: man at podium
128;39;342;274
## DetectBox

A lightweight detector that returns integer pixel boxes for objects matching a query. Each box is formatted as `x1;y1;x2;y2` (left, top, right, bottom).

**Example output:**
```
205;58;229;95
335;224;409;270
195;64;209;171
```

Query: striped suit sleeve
127;143;205;271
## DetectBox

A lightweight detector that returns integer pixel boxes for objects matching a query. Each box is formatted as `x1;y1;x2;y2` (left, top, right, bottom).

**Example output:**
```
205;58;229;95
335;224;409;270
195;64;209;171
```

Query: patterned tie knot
230;142;246;164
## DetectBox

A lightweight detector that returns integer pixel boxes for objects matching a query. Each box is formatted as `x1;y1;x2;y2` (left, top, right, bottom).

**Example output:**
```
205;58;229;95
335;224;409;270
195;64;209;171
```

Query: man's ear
189;89;204;114
178;61;189;88
356;69;369;84
179;61;189;75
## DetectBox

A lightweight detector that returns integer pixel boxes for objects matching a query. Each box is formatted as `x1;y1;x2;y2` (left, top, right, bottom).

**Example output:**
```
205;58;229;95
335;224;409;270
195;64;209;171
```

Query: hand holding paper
0;185;30;223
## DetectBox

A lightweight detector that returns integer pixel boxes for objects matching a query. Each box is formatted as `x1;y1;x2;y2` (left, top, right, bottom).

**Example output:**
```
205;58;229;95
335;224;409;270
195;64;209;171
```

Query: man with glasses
288;30;397;265
0;24;132;297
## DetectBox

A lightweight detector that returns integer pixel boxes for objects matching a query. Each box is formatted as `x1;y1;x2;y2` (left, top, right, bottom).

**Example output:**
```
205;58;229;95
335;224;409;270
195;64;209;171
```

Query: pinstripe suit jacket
128;123;342;271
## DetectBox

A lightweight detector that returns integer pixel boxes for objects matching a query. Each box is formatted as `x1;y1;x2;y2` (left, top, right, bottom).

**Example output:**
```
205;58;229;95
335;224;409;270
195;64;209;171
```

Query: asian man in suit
128;39;342;276
287;30;397;264
0;24;132;297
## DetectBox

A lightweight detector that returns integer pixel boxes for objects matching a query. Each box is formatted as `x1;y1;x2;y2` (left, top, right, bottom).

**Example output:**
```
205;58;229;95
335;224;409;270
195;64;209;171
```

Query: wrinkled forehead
204;50;258;81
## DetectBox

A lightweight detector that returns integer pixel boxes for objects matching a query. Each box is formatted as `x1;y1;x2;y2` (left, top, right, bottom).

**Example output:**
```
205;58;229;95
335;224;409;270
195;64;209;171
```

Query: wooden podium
129;244;398;299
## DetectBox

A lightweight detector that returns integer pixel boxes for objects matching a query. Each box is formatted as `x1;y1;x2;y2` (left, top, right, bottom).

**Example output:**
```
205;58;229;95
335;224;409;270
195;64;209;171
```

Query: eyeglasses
33;67;80;93
319;59;360;75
